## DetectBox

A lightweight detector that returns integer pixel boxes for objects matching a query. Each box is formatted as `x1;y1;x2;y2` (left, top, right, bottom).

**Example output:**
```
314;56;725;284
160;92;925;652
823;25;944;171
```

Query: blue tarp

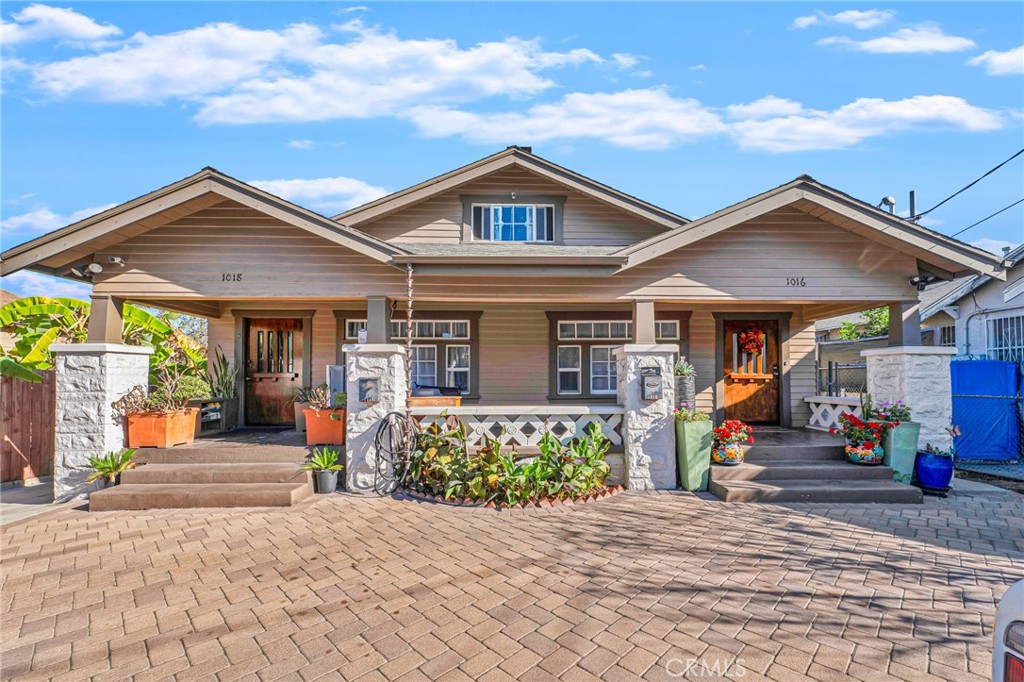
951;360;1020;461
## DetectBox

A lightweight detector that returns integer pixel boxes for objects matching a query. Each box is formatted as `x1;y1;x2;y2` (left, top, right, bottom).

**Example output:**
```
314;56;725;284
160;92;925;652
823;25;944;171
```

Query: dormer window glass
471;204;555;242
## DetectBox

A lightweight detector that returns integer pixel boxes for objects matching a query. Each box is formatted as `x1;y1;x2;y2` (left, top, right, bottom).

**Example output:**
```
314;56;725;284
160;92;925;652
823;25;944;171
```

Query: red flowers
834;411;893;447
714;419;755;446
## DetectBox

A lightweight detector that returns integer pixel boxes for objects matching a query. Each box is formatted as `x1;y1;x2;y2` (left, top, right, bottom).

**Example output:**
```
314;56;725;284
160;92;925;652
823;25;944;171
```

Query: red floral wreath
737;325;765;355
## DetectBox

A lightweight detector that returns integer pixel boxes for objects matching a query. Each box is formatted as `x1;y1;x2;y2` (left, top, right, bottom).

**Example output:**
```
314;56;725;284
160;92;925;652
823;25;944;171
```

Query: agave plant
303;447;344;472
86;448;136;484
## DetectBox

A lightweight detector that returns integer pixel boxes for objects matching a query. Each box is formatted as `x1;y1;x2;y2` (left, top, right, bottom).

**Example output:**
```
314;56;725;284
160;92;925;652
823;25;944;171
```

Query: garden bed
401;483;624;509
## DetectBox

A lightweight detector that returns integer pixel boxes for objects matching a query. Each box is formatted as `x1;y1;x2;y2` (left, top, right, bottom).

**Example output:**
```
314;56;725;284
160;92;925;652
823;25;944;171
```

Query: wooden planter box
304;409;346;446
126;408;200;448
408;396;463;408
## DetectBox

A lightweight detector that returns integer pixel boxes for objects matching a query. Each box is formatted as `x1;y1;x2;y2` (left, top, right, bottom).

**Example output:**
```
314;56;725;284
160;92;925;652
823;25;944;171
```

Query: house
919;244;1023;360
0;289;19;351
0;146;1009;500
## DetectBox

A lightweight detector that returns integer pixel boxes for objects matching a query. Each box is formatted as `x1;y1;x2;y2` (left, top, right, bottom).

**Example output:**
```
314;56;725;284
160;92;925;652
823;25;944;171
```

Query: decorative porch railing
408;405;625;449
804;396;862;431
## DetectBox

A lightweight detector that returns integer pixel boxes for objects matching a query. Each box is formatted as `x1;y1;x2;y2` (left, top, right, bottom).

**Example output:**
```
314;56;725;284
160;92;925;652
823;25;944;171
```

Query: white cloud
288;139;315;150
792;9;895;30
726;96;804;120
0;271;90;299
971;238;1016;255
1;203;116;236
819;24;975;54
729;95;1003;152
1;3;121;45
610;53;639;69
689;64;706;71
969;45;1024;76
249;177;387;214
405;88;727;150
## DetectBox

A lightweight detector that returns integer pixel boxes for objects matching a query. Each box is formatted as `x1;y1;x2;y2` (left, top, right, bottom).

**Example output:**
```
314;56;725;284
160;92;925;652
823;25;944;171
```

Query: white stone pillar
50;343;153;502
343;343;408;493
862;346;956;451
614;344;677;490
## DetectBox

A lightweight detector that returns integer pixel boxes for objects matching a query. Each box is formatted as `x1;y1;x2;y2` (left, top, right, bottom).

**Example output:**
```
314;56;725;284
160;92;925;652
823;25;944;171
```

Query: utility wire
912;147;1024;220
950;197;1024;238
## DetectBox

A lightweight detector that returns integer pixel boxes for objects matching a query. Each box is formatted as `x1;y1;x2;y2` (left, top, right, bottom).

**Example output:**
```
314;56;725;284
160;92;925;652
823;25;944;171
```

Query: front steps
708;429;924;504
89;442;314;511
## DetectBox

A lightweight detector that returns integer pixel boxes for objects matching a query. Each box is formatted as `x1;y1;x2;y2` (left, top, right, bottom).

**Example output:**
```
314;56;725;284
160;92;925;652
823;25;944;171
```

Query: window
345;320;470;340
410;346;437;388
472;204;555;242
939;325;956;348
559;321;633;341
446;346;470;393
987;315;1024;362
590;346;617;394
655;321;679;340
557;346;581;395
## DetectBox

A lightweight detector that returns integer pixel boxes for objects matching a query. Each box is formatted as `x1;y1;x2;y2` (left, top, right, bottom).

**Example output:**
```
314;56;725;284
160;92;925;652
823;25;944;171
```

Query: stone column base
615;344;677;490
50;343;153;502
343;344;408;493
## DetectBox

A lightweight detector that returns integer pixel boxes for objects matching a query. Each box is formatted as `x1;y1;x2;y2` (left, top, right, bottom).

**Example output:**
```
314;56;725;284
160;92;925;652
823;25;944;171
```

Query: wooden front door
245;319;303;426
723;319;780;424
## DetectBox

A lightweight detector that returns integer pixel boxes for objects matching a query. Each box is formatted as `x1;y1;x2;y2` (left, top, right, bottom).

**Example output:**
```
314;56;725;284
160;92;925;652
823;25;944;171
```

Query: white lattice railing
409;405;624;449
805;396;862;431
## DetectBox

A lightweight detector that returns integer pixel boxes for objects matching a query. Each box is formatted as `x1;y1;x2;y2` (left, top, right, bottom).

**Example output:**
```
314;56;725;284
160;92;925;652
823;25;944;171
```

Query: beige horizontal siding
359;167;667;246
788;312;817;427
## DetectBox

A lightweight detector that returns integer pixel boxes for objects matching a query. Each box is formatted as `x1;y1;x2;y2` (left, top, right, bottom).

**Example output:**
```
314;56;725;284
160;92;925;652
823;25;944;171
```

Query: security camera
107;256;125;266
86;263;104;274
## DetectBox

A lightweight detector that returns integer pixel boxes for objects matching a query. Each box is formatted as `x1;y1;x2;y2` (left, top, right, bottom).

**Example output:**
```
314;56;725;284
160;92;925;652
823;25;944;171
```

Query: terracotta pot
711;442;745;465
303;409;346;446
126;408;199;448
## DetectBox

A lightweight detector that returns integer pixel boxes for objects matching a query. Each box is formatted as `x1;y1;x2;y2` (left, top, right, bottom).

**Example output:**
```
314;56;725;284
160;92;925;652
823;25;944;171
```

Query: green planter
676;421;713;491
884;421;921;484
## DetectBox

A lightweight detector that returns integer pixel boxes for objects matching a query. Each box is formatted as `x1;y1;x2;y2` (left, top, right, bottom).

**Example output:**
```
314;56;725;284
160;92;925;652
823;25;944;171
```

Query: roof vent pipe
909;190;917;221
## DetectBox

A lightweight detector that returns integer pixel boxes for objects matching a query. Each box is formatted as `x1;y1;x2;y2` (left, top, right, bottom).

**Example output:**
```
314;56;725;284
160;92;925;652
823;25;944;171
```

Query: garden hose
372;411;413;496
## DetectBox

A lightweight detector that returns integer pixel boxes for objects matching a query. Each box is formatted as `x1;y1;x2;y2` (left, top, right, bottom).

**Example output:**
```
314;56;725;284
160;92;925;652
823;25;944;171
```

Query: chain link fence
815;361;867;397
951;393;1024;466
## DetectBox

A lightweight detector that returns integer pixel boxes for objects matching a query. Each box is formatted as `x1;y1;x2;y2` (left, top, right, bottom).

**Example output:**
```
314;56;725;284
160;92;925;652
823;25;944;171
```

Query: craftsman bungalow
0;146;1009;498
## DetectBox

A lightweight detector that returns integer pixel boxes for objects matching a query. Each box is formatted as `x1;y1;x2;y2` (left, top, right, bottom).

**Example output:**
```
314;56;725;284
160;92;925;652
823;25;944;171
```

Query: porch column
365;296;392;344
632;298;657;344
887;301;922;347
86;295;124;343
862;346;956;451
343;343;408;493
50;343;153;501
614;344;677;490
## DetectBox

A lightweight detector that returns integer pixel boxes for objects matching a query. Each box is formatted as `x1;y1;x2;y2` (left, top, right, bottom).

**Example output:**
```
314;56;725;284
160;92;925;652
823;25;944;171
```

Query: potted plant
873;400;918;483
674;402;713;491
304;446;345;493
207;347;239;430
289;385;316;433
112;369;200;448
915;443;955;492
673;359;697;407
711;419;753;465
831;411;889;464
86;449;136;488
303;385;347;446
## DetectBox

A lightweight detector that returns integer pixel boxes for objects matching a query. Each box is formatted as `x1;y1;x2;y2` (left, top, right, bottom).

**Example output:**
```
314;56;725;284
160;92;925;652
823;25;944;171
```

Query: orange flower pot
126;408;199;448
304;409;346;446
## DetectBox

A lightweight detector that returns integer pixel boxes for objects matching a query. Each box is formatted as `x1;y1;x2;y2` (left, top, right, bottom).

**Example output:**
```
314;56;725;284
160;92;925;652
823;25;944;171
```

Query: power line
950;197;1024;238
912;147;1024;220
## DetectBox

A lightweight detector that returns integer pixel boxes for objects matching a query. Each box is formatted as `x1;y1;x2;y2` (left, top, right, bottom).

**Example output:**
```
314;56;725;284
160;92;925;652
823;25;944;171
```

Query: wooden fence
1;371;55;484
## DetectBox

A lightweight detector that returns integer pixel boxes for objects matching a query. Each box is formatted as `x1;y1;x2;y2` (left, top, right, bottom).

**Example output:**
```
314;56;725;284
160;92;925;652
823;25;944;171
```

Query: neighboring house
920;244;1024;361
0;289;19;352
0;147;1009;433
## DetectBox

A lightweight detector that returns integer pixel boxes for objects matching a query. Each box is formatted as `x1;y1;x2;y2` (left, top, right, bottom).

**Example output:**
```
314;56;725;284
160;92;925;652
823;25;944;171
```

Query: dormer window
462;195;564;243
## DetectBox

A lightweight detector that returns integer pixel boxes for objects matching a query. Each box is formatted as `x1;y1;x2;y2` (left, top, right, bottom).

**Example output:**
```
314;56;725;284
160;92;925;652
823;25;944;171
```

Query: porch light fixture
86;263;104;275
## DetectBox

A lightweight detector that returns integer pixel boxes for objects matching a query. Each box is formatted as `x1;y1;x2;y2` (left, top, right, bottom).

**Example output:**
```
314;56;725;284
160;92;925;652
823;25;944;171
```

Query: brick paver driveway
3;489;1023;681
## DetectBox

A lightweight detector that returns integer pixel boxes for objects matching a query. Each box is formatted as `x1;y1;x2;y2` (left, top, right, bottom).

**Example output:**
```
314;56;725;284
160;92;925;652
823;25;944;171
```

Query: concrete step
134;446;310;465
743;444;847;462
89;482;313;511
709;460;894;482
709;479;923;504
122;463;310;485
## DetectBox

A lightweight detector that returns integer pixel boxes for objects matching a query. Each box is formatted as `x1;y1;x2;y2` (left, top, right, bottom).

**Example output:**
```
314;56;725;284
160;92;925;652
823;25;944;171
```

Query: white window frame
472;203;555;243
556;345;582;396
655;321;680;340
558;321;634;341
410;345;437;388
987;315;1024;362
938;325;956;348
589;345;618;395
345;319;470;340
445;345;471;395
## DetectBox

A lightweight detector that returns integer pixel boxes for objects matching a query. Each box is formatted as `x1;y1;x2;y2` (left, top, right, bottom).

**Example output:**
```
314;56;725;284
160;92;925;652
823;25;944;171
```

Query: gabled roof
920;243;1023;320
616;176;1010;280
0;168;404;278
335;146;689;231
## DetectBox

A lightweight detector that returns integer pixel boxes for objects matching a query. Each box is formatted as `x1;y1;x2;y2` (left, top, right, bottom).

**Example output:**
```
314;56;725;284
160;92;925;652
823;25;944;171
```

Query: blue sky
1;1;1022;299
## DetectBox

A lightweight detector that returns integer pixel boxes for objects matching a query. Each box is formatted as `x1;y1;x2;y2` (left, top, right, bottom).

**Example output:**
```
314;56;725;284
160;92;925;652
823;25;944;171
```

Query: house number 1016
222;273;243;282
786;277;806;287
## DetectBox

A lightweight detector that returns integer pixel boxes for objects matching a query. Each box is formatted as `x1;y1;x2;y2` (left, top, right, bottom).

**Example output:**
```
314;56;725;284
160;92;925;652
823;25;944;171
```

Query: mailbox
358;377;380;404
640;366;662;401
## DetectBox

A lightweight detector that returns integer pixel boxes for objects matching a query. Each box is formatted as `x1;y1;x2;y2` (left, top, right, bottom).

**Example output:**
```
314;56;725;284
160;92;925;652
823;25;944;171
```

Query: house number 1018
786;277;806;287
222;273;243;282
